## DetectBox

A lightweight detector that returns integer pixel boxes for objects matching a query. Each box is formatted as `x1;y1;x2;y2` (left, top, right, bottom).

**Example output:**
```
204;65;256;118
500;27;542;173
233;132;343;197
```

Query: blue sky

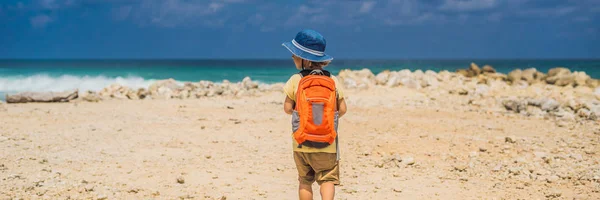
0;0;599;59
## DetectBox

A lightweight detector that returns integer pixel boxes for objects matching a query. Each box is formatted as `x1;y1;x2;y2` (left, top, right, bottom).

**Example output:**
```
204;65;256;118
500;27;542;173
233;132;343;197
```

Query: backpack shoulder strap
299;69;332;77
298;70;311;77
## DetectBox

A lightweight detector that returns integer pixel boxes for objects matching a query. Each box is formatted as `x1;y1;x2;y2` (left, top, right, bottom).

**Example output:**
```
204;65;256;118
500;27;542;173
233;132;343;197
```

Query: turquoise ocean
1;59;599;100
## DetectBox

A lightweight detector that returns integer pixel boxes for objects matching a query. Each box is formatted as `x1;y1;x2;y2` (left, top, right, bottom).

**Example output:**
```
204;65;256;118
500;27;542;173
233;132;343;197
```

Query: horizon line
1;57;599;61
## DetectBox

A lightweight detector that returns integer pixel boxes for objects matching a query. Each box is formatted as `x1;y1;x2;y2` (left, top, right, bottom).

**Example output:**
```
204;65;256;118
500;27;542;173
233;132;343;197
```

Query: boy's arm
338;98;347;118
284;96;295;115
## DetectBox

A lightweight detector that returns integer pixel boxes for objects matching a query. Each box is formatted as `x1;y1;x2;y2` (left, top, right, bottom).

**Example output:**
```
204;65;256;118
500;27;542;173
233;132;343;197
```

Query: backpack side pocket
292;110;300;133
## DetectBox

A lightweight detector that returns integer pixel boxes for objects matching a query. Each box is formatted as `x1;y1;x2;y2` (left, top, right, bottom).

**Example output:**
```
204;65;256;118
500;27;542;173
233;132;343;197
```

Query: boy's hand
284;96;294;115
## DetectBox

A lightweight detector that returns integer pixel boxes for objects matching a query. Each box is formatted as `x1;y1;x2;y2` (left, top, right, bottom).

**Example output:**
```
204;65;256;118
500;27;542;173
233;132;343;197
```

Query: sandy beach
3;0;599;198
1;66;600;199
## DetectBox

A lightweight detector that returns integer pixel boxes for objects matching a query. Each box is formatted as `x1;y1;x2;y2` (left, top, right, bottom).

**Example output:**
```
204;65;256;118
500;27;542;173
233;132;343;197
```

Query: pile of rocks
456;64;598;88
337;63;516;91
456;63;499;78
336;64;600;122
339;68;444;90
339;63;599;90
507;67;598;88
82;77;282;101
502;97;599;121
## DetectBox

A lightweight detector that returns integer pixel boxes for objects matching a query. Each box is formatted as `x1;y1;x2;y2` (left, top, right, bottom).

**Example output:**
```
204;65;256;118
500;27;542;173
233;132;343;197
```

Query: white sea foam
0;74;157;93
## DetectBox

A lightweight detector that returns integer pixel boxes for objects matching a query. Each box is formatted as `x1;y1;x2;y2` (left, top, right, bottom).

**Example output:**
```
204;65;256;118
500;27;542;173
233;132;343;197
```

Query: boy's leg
294;152;316;200
319;182;335;200
299;183;313;200
311;153;339;200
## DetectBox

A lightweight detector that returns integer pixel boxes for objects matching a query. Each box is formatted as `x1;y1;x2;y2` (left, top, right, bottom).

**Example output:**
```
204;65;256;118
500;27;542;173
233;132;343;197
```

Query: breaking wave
0;74;157;93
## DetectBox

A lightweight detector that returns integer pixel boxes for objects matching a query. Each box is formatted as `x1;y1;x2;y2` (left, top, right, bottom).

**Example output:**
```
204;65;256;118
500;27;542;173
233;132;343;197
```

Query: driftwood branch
6;89;78;103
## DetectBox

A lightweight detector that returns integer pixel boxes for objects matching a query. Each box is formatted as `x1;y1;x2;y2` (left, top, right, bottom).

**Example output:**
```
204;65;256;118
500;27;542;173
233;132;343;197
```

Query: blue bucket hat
282;29;333;62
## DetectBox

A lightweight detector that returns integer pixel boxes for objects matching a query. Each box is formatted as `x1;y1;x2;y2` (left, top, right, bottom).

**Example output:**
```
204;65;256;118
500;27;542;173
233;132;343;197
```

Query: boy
282;29;348;200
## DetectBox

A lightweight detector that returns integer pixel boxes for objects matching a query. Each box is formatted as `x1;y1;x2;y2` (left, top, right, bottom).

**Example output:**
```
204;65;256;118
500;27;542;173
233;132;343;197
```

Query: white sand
1;87;599;199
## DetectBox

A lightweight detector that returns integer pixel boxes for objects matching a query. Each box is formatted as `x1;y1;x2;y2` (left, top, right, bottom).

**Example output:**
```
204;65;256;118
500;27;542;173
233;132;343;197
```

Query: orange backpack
292;70;338;148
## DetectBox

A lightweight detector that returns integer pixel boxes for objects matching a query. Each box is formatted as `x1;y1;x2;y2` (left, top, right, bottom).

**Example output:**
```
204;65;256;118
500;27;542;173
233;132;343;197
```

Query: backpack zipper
306;97;328;102
306;132;332;138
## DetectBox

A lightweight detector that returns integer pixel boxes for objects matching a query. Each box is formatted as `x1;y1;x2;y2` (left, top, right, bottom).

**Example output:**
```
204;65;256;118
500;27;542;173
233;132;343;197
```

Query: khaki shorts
293;152;340;185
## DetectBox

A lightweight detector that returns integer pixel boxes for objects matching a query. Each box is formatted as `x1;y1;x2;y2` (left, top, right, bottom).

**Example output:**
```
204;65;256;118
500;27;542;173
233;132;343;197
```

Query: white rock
193;90;209;98
438;70;452;81
397;69;412;78
81;91;102;102
360;77;374;87
573;71;590;86
112;92;128;100
343;78;358;89
242;77;259;89
540;98;560;112
235;90;246;98
526;106;546;118
84;185;95;192
269;83;285;92
198;81;213;89
400;78;421;90
156;87;173;99
149;79;180;95
403;157;415;165
577;108;592;119
489;80;509;91
375;71;390;85
222;90;233;96
555;108;576;121
125;90;139;100
502;98;527;113
508;167;522;175
425;70;437;77
474;84;490;96
589;106;600;120
184;82;200;90
357;83;369;90
422;76;439;88
385;76;400;87
546;175;560;183
357;68;376;80
545;189;562;198
413;70;424;78
513;80;529;89
175;90;190;99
